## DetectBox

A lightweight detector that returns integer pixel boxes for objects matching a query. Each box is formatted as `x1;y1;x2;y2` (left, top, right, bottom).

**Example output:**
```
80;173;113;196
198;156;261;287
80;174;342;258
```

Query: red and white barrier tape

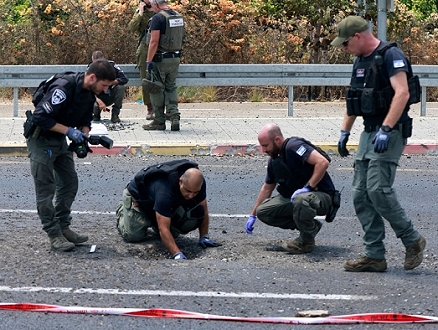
1;303;438;324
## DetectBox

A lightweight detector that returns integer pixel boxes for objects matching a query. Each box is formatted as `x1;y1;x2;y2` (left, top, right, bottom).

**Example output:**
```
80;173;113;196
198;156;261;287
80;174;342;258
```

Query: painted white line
0;209;247;218
0;285;375;300
0;209;352;221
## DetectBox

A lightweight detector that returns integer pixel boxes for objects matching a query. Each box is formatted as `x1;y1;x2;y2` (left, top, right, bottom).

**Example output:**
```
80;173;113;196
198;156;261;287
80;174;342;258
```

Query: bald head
179;168;204;200
258;123;285;157
258;123;283;141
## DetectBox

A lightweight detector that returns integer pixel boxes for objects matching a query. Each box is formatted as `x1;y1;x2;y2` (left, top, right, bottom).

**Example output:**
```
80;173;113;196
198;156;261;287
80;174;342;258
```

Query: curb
1;143;437;157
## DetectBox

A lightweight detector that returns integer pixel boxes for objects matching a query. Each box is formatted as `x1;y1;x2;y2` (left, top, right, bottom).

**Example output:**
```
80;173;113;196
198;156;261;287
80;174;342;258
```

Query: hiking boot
283;238;315;254
143;121;165;130
281;219;321;254
111;114;121;123
344;256;387;272
404;235;426;270
170;116;180;131
50;235;75;252
62;228;88;244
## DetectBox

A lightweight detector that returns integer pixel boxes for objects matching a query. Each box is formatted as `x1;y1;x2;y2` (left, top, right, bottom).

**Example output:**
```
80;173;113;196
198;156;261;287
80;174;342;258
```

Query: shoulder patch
393;59;405;69
296;145;307;156
51;89;67;105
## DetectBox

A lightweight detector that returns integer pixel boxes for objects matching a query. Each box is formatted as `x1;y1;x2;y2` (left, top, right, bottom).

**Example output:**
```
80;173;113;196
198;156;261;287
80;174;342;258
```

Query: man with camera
128;0;155;120
27;60;116;251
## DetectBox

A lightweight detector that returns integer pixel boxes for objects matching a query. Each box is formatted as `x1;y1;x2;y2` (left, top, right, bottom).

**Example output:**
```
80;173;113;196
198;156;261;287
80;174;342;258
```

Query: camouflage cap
331;16;369;47
142;78;164;94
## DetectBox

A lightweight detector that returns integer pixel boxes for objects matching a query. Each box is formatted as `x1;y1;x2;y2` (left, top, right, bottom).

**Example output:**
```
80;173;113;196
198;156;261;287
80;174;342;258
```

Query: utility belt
364;118;413;138
152;51;181;62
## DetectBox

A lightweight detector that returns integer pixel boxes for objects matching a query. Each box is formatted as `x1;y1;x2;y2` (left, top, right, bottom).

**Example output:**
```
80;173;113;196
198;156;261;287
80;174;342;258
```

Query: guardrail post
13;88;19;117
420;86;426;116
287;86;294;117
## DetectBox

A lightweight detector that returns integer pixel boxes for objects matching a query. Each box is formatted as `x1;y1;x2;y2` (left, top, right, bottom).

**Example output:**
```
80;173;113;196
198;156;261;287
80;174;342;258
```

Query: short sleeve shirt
266;138;335;195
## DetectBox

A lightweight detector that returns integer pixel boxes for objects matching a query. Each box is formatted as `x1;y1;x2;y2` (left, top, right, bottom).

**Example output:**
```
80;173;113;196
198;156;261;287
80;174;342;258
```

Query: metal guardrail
1;64;435;116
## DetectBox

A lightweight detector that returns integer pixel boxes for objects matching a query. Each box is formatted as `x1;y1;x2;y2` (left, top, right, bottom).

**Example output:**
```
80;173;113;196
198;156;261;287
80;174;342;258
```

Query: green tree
253;0;356;64
398;0;438;19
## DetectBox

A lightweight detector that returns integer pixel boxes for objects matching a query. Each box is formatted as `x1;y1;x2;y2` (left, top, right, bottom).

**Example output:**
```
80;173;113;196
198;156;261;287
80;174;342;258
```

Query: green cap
331;16;368;46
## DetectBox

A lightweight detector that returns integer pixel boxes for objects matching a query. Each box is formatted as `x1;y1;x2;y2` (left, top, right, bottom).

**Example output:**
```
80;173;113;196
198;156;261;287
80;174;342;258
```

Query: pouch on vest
346;88;362;116
407;75;421;105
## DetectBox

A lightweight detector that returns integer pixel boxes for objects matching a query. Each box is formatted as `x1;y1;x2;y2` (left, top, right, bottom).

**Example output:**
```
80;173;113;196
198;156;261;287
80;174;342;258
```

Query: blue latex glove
147;62;153;73
373;129;391;153
338;130;350;157
291;187;311;201
66;127;87;143
245;215;256;234
199;235;222;249
173;252;187;260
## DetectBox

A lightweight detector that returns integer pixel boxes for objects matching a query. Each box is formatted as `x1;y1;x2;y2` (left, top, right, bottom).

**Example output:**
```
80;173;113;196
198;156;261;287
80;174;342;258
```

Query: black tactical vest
346;42;397;117
271;138;331;198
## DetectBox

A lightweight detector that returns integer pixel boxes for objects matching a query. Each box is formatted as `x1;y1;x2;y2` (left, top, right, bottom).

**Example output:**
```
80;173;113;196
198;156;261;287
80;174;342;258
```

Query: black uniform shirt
32;72;95;138
352;41;411;126
128;175;207;219
266;138;335;195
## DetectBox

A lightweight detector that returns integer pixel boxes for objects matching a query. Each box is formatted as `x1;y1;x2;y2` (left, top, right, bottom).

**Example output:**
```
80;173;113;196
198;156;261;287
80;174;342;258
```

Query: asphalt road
0;154;437;329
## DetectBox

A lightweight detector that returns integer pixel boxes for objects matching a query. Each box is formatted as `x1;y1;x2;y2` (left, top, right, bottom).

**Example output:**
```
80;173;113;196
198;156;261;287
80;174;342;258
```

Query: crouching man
116;159;221;259
246;123;338;254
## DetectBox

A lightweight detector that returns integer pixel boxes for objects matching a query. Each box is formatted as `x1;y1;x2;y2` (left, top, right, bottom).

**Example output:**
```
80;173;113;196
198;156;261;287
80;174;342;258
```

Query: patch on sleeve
393;59;405;68
42;101;54;114
296;145;307;156
51;89;67;105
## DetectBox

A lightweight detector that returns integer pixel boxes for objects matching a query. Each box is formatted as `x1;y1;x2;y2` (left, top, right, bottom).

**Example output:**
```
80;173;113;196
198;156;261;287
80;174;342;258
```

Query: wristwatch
304;182;315;191
381;125;393;132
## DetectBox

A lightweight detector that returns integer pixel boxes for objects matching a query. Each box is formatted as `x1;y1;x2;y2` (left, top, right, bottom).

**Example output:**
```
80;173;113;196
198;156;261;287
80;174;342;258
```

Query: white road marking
0;209;351;220
0;285;375;300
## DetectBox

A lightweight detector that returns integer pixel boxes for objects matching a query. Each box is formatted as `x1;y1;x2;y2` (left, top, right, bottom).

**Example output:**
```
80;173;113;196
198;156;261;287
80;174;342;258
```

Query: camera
68;135;114;158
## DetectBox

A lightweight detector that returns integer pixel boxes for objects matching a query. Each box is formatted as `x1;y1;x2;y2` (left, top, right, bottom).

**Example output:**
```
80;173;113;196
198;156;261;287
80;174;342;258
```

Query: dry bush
2;0;438;102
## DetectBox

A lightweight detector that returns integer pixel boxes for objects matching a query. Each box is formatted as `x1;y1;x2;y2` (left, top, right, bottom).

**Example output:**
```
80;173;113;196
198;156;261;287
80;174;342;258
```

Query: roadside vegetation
1;0;438;102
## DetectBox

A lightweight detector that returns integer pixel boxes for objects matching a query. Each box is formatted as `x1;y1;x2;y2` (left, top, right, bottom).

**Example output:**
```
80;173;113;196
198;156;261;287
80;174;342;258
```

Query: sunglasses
342;35;355;47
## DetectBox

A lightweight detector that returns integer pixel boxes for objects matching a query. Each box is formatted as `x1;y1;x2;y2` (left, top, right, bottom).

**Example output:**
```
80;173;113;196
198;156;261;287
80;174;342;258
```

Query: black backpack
31;71;76;107
134;159;199;194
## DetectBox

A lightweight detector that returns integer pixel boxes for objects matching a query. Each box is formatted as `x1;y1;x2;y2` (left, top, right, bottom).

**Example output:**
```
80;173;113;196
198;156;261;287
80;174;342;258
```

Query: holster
23;110;37;139
325;190;341;223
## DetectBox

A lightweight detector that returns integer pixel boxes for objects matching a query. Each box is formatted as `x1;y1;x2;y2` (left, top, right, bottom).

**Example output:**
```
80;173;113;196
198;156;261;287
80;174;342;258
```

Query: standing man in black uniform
128;0;155;120
27;60;116;251
142;0;184;131
116;160;221;259
90;51;129;123
246;123;335;254
331;16;425;272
